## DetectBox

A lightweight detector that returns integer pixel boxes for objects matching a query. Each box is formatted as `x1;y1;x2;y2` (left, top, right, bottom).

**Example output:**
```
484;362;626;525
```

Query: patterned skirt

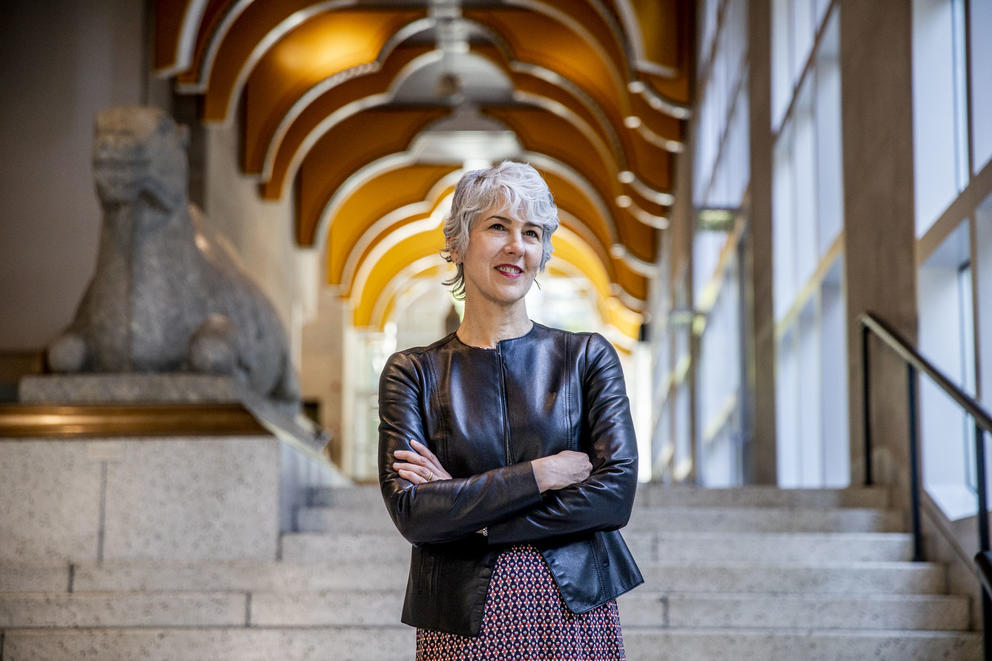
416;544;625;660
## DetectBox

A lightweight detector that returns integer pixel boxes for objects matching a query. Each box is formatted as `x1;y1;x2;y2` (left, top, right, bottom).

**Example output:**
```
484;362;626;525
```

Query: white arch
339;172;464;292
156;0;210;78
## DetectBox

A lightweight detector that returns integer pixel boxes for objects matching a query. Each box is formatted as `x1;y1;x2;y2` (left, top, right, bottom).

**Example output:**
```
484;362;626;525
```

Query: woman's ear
446;241;461;264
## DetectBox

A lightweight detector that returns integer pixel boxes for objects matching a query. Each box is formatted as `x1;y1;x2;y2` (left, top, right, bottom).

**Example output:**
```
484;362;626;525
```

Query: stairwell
0;484;982;660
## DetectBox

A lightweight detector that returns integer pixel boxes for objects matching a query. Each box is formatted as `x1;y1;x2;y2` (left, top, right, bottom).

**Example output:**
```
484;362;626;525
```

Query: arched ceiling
155;0;692;338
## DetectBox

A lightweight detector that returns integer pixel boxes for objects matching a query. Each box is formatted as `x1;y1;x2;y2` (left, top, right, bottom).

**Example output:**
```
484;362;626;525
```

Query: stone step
618;592;969;630
622;628;982;661
278;530;916;564
0;566;956;630
0;592;247;628
0;558;945;596
1;626;980;661
0;565;70;592
241;590;972;630
71;562;409;593
645;531;915;563
633;485;892;509
0;626;414;661
625;506;904;533
638;561;947;594
295;505;905;535
310;485;893;510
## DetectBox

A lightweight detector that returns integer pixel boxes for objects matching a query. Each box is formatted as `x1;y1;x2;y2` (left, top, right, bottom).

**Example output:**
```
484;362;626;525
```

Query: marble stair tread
244;590;971;630
0;559;946;596
0;565;71;592
295;505;905;534
638;561;947;593
633;485;892;508
310;485;892;510
69;562;408;592
0;591;248;628
1;626;979;661
647;530;915;562
0;586;969;630
621;628;982;661
618;591;969;630
278;530;916;564
0;626;414;661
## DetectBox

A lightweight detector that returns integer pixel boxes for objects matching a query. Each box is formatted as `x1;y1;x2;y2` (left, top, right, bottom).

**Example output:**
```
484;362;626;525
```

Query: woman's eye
525;230;541;239
489;223;505;231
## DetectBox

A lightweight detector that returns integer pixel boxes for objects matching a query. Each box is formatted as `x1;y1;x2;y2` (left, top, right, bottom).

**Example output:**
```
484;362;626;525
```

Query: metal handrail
860;312;992;658
860;314;992;432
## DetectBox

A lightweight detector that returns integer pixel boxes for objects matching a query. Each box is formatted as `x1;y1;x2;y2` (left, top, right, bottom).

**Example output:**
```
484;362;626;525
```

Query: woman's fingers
396;441;451;480
410;440;440;464
393;450;441;476
397;468;426;484
393;449;428;466
393;462;435;483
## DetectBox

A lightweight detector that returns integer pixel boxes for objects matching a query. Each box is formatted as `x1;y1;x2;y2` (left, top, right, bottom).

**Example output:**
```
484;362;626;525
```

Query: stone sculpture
47;106;299;405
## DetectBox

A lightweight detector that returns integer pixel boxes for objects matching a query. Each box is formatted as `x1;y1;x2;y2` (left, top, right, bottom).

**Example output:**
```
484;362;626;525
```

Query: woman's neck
456;300;532;349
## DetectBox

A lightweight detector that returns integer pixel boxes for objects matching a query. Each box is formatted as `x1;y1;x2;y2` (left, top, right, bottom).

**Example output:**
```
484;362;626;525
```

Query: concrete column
745;0;778;484
839;0;918;488
301;290;347;463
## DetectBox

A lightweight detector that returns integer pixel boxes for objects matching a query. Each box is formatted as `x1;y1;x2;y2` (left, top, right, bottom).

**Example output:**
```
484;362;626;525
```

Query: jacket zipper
496;343;510;464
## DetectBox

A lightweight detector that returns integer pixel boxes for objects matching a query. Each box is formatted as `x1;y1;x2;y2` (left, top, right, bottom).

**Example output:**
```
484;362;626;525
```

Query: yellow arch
350;218;641;343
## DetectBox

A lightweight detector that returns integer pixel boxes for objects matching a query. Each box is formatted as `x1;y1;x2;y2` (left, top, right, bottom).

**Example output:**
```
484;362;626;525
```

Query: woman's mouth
495;264;523;279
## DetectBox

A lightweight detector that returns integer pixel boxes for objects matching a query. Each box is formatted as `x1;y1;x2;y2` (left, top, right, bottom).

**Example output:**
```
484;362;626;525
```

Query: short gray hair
441;161;559;299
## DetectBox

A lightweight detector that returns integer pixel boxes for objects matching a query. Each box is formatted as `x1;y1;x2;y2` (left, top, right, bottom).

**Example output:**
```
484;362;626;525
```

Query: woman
378;161;642;660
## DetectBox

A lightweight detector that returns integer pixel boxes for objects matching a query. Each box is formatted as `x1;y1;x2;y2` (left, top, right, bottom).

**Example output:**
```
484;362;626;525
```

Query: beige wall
0;0;148;350
201;121;304;344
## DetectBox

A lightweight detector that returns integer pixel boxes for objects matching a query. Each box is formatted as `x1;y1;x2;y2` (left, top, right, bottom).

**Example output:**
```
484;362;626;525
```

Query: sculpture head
93;106;189;211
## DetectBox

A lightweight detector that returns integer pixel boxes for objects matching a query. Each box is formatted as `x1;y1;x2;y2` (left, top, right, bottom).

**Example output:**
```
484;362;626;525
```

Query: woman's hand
531;451;592;492
393;439;452;485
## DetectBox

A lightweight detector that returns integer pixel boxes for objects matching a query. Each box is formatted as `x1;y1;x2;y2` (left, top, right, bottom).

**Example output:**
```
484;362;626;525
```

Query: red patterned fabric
416;544;626;660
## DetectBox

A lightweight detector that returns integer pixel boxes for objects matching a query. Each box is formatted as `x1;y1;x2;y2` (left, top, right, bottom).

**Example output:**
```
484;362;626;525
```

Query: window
918;222;974;517
912;0;969;235
772;4;847;487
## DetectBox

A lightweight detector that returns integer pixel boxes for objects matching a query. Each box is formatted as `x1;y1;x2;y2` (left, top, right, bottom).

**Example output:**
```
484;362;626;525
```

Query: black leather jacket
378;322;643;636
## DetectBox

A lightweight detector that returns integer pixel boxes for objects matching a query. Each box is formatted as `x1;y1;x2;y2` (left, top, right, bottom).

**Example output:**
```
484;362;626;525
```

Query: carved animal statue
47;106;299;405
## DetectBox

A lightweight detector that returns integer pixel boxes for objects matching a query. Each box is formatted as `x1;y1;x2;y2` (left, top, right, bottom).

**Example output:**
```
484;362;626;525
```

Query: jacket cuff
486;461;542;544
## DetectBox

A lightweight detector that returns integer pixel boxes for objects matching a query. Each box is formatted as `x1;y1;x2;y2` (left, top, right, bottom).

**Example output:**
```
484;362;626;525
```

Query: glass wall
912;0;969;236
772;2;847;487
918;224;974;517
912;1;992;520
979;194;992;413
971;0;992;173
689;0;750;485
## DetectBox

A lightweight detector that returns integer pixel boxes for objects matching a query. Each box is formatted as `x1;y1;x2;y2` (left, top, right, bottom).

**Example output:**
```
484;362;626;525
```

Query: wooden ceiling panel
352;225;446;327
255;43;434;193
242;9;424;173
326;164;459;285
484;106;658;263
156;0;236;77
295;107;449;246
464;8;629;117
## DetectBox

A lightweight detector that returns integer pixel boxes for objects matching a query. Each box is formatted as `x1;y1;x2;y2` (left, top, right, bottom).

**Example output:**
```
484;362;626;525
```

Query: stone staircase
0;485;982;659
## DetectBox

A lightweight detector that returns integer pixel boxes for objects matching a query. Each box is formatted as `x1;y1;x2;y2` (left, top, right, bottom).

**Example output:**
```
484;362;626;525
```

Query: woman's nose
504;232;523;253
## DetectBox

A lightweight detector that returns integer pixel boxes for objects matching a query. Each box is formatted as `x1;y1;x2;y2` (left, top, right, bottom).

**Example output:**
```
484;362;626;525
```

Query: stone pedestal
4;374;347;565
18;373;245;404
0;436;280;564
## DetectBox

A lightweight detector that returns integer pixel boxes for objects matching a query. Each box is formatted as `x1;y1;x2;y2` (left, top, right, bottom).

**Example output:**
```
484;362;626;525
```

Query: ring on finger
426;470;434;482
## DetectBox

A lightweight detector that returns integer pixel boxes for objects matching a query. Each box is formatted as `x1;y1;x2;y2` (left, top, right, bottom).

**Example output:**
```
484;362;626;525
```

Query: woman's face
457;203;544;308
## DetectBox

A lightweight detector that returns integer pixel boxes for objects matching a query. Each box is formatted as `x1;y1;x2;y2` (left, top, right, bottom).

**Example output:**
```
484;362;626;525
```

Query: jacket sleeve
485;333;638;545
378;350;543;545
